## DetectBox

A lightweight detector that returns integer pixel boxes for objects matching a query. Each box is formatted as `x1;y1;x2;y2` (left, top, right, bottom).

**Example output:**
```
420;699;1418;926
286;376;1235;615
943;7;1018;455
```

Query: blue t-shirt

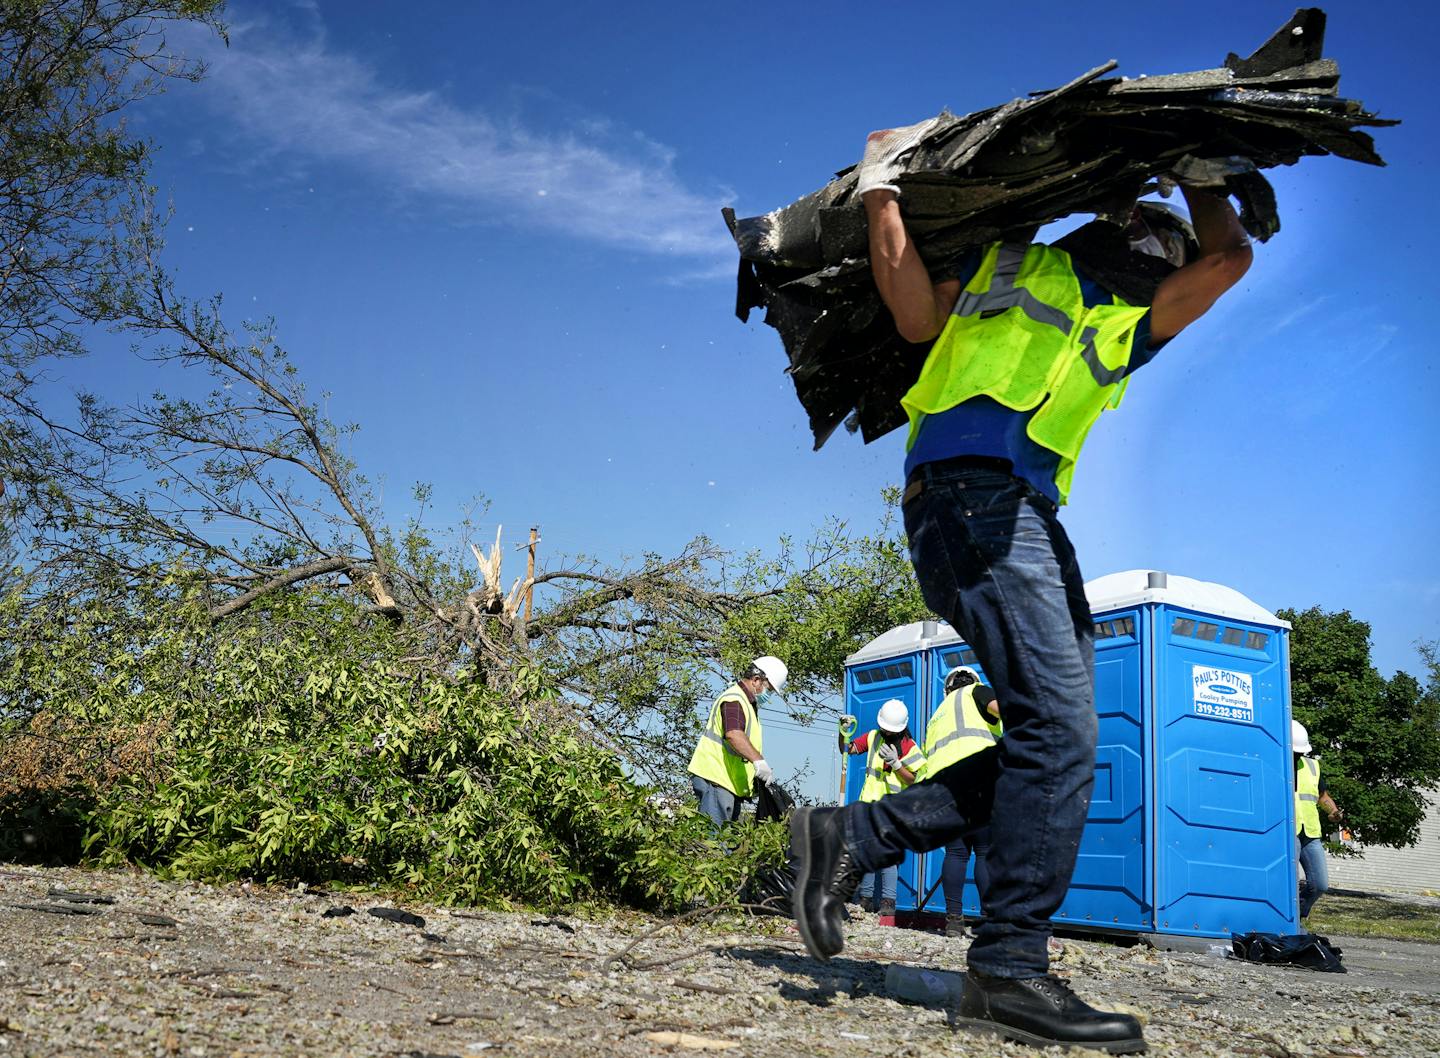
903;248;1164;504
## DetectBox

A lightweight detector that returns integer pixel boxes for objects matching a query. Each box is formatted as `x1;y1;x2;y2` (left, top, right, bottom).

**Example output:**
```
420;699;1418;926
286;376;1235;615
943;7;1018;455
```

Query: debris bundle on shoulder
724;8;1397;450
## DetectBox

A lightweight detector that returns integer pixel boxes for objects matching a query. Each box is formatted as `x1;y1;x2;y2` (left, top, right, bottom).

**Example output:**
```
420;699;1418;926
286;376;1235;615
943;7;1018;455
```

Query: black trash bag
753;778;796;822
740;780;798;915
1231;931;1347;973
740;859;797;917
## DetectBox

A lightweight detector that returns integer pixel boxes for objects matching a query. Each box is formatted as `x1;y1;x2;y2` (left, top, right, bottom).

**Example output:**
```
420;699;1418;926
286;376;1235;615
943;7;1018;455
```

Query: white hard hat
1291;720;1312;755
877;699;909;733
945;666;980;692
751;655;788;692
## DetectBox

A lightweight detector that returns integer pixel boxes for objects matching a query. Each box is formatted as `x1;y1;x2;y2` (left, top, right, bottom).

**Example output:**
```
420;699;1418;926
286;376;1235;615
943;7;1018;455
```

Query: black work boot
956;970;1147;1054
788;807;864;961
877;898;896;916
945;913;969;938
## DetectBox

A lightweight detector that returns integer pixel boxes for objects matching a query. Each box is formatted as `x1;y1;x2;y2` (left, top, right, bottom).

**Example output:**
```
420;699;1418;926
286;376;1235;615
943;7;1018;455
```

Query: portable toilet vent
841;569;1297;941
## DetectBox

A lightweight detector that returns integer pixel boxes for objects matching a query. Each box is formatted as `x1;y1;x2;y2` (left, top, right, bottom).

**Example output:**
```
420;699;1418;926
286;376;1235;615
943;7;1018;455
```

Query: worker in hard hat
687;656;788;829
921;667;1003;938
843;698;926;916
1293;719;1344;922
787;126;1253;1055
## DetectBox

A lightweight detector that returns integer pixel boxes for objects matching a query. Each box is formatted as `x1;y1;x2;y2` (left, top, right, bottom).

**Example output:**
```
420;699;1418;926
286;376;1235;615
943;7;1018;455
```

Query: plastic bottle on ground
885;963;965;1006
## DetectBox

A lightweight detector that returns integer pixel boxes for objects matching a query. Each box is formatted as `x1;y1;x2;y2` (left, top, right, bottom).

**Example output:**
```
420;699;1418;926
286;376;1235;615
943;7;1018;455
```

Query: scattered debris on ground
1;865;1437;1056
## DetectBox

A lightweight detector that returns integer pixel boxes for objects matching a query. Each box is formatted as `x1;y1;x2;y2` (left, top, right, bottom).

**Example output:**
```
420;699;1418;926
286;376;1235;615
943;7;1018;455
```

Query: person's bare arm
1319;791;1344;822
1149;185;1253;341
725;728;762;763
865;190;961;344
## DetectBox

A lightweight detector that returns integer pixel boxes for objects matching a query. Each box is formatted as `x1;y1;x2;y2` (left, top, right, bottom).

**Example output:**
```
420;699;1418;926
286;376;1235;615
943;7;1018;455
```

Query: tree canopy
0;0;929;898
1280;605;1440;850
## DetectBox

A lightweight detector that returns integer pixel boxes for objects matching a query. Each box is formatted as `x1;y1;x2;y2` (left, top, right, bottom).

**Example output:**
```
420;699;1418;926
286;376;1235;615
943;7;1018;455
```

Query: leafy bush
0;585;785;909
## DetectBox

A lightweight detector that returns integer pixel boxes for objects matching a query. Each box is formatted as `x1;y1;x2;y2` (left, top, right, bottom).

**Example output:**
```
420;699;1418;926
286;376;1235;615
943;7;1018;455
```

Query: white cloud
180;12;735;262
1261;293;1330;338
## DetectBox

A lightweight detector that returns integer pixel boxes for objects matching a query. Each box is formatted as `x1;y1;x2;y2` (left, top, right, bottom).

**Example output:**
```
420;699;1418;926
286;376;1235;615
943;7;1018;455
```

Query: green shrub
0;586;784;909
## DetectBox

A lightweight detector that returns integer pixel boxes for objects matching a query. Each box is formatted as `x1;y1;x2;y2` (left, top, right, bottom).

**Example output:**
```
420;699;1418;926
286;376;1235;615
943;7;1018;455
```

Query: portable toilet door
1054;599;1151;933
1088;571;1298;940
917;632;990;918
843;622;933;912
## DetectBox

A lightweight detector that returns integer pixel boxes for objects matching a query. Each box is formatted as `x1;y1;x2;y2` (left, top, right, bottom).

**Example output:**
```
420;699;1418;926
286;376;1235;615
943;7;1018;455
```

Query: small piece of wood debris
672;980;736;996
368;907;426;928
47;888;115;905
427;1011;500;1025
7;902;102;916
643;1031;739;1051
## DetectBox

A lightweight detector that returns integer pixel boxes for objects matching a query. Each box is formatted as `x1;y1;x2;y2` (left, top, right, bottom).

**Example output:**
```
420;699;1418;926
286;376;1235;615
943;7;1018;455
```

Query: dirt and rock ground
2;864;1438;1058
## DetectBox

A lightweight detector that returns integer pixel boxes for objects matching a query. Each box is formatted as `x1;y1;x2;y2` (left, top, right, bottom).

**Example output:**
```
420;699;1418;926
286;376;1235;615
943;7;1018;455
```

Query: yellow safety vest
858;729;927;803
1295;756;1322;839
687;684;764;798
900;241;1148;505
920;686;1002;779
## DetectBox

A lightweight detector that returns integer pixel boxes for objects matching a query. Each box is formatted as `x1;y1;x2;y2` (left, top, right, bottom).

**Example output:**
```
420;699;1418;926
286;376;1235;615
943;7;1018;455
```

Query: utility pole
523;526;538;623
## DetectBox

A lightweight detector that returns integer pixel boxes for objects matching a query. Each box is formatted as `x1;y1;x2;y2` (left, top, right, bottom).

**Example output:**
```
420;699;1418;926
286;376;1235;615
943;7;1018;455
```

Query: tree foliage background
0;1;928;904
1279;606;1440;851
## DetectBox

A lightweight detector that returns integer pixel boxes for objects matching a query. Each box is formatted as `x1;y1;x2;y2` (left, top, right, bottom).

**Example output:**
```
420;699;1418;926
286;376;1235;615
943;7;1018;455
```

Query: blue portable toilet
841;569;1299;941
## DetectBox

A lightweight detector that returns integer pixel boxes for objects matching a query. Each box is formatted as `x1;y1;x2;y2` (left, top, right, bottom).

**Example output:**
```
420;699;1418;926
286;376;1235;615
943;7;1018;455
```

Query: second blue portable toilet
840;621;938;912
841;569;1299;942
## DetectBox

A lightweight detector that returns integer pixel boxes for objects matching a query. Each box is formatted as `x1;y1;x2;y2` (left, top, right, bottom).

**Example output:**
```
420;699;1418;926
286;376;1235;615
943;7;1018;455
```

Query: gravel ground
1;864;1437;1058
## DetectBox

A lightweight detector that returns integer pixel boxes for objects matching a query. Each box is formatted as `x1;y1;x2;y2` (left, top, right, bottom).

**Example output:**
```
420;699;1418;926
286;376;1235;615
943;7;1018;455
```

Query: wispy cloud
1261;293;1330;338
179;11;735;263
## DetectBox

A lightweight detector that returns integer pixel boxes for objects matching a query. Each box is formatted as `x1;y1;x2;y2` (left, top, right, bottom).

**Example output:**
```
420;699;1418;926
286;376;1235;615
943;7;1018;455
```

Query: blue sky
73;1;1434;799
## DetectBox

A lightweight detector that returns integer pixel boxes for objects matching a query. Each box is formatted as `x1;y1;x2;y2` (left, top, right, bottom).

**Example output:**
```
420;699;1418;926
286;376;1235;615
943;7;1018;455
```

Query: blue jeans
941;824;993;917
859;864;898;905
691;774;741;829
1298;835;1329;919
843;463;1097;979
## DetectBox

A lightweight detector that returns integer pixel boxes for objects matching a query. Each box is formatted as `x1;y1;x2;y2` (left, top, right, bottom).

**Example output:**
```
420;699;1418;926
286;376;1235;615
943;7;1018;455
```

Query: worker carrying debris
687;656;788;828
739;11;1396;1055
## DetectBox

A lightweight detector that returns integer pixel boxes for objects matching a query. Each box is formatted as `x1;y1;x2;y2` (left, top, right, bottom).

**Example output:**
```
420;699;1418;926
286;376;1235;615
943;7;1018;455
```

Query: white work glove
877;742;900;768
1159;154;1257;196
856;117;944;198
752;758;775;785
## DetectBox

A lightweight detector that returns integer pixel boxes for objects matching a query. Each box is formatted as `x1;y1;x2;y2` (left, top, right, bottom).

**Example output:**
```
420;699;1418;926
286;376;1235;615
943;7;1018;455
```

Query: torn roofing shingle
725;7;1398;450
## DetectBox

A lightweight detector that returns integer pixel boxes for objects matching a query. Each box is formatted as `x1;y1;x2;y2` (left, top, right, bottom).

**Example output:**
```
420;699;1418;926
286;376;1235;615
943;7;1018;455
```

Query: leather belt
902;456;1015;505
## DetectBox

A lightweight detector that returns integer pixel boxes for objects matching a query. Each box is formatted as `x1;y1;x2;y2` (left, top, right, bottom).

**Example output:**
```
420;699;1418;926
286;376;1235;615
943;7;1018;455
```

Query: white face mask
1129;229;1187;269
1129;233;1167;259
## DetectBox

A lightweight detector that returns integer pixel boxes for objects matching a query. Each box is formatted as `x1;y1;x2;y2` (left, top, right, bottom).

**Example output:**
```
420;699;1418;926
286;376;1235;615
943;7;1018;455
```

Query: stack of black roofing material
724;8;1397;451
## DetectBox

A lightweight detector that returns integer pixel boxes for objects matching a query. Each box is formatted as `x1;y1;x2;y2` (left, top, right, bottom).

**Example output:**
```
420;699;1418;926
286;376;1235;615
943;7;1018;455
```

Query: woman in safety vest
844;698;926;916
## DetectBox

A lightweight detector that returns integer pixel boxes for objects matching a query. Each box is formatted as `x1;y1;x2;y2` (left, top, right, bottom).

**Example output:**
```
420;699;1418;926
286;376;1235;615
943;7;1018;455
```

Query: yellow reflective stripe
953;243;1075;333
1078;325;1127;386
930;727;998;753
